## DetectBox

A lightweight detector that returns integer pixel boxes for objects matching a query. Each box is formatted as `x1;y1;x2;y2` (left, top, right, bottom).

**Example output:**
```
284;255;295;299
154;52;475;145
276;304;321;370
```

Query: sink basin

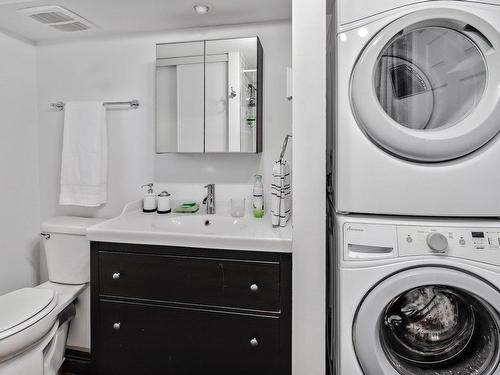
87;201;292;253
151;215;250;235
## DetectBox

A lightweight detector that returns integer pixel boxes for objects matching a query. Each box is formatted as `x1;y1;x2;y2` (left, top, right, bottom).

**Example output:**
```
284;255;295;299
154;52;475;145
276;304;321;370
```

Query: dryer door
351;8;500;162
354;267;500;375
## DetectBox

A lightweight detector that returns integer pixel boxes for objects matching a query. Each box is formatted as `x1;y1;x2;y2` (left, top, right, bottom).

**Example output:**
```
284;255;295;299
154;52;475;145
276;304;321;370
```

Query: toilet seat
0;288;58;361
0;288;55;336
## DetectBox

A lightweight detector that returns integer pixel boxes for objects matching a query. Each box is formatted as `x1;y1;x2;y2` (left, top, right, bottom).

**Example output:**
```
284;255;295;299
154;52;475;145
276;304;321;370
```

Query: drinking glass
230;198;246;217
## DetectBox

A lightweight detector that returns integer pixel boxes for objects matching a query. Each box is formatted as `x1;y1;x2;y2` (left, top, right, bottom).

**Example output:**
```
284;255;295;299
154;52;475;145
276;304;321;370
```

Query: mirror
156;37;262;153
156;41;205;152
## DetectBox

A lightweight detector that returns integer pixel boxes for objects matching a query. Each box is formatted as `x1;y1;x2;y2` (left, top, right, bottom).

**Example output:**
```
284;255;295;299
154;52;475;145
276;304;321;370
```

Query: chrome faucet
203;184;216;214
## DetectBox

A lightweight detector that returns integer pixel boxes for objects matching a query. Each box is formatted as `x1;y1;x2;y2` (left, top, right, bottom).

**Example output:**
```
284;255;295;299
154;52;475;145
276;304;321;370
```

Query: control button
406;235;413;243
459;238;466;246
426;232;448;253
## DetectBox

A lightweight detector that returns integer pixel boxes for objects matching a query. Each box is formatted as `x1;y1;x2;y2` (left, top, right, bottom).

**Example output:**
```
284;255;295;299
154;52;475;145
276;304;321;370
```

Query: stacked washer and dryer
330;0;500;374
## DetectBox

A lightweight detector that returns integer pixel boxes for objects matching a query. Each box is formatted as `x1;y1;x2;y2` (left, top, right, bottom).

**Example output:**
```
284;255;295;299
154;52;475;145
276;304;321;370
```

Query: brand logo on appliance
346;226;364;232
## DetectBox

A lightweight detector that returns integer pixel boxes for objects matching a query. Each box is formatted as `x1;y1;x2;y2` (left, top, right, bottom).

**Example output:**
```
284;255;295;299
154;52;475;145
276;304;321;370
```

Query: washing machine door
354;267;500;375
351;8;500;162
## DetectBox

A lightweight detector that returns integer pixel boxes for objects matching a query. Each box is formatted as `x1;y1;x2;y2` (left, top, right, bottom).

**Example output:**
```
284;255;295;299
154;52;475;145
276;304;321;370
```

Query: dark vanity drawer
96;300;280;375
98;251;281;311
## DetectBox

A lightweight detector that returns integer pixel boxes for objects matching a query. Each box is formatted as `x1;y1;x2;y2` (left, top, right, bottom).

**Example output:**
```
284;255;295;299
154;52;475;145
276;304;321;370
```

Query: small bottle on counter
253;174;264;218
157;190;172;214
141;183;157;213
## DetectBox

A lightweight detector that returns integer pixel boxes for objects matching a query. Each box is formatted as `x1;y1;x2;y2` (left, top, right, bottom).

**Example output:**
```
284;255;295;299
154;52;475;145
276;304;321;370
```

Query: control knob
426;232;448;253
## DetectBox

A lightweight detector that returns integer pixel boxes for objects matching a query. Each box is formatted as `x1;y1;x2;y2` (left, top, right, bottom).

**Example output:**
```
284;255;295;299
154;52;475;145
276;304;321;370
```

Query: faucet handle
203;184;216;214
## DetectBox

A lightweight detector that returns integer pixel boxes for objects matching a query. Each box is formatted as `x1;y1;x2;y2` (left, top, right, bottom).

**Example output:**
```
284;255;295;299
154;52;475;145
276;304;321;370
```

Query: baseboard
62;349;90;375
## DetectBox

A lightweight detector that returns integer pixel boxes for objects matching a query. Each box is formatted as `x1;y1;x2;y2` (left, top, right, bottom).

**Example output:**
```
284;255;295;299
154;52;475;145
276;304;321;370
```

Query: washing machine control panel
398;225;500;265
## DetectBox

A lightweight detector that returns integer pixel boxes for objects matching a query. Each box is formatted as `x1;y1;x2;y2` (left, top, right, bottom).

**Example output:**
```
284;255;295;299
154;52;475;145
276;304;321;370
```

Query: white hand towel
271;160;291;227
59;101;108;207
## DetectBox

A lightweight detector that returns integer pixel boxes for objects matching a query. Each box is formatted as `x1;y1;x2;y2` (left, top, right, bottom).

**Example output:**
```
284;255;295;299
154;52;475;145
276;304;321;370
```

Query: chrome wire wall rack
50;99;140;111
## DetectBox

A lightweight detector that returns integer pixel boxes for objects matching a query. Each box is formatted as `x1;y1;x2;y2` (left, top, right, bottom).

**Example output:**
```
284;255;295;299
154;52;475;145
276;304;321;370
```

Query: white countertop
87;201;292;253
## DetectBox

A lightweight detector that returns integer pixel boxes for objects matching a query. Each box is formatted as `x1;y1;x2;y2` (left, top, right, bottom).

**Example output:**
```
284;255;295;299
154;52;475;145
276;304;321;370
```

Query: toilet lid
0;288;55;333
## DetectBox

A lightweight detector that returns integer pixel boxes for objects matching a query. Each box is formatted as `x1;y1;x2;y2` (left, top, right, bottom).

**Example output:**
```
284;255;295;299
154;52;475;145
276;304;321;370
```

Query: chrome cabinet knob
112;273;121;280
250;284;259;292
250;338;259;347
113;322;121;331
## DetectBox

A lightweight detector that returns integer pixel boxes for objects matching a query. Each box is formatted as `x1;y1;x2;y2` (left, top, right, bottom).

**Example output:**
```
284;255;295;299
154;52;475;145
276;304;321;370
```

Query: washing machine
331;213;500;374
335;0;500;216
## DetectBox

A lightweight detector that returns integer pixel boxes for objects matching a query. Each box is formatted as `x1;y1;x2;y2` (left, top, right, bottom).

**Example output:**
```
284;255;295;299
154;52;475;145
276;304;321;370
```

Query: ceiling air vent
29;12;74;24
50;22;90;32
17;5;94;32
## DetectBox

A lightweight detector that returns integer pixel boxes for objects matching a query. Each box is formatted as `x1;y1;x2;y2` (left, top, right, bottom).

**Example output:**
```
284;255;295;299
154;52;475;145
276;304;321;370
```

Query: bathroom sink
87;201;292;253
152;215;249;235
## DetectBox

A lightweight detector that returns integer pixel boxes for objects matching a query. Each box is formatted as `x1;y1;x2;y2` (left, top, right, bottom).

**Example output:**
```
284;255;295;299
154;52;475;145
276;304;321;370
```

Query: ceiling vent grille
17;5;94;32
50;22;90;32
29;12;74;24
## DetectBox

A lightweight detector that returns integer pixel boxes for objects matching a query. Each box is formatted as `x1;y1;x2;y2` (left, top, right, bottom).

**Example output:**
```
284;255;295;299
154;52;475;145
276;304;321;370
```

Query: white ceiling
0;0;291;44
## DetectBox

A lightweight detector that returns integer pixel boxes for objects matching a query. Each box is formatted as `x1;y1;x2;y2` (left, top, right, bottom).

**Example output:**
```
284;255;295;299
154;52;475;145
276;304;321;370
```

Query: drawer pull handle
113;322;121;331
112;273;121;280
250;284;259;292
250;338;259;347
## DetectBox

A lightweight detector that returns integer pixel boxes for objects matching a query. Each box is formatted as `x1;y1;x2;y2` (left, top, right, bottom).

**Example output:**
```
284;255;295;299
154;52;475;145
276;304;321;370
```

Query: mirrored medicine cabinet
156;37;263;154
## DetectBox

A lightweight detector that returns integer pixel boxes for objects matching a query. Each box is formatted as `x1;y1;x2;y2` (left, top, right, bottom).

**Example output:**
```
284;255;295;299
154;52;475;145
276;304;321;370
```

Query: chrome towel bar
50;99;140;111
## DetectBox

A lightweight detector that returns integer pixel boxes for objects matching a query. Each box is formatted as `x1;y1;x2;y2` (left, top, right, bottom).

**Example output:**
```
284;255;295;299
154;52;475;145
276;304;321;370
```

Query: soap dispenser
157;190;172;214
141;183;157;213
252;174;264;218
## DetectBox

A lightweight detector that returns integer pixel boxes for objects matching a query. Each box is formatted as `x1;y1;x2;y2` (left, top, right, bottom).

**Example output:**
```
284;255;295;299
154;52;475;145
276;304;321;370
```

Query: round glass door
353;267;500;375
381;285;499;374
375;27;486;131
350;9;500;162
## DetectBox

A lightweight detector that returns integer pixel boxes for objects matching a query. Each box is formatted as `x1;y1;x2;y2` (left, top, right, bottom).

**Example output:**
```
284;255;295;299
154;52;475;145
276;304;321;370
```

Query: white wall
154;22;292;208
0;32;40;295
292;0;326;373
37;21;292;220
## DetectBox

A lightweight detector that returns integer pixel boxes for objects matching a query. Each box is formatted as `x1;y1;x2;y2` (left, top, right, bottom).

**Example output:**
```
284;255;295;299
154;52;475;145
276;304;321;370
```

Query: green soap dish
175;202;200;213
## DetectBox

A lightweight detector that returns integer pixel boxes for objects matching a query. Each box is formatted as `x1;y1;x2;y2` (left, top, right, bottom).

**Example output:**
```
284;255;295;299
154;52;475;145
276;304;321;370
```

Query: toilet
0;216;103;375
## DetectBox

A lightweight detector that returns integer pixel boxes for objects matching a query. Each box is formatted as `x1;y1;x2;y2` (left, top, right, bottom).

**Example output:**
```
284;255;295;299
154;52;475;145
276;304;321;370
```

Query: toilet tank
41;216;105;284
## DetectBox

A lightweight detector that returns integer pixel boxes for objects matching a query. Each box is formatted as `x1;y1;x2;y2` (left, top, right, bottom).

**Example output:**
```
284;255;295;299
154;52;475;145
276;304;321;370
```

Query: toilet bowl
0;216;103;375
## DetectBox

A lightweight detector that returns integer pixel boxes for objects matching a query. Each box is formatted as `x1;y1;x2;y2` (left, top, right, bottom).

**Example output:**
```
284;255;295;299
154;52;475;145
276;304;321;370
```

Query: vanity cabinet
90;242;292;375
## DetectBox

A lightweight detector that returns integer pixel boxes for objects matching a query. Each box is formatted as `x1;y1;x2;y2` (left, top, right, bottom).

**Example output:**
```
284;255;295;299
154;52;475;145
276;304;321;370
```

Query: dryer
335;0;500;216
331;213;500;375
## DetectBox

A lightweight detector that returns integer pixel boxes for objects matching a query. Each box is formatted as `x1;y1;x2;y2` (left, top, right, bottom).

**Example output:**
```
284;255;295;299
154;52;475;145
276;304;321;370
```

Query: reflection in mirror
155;37;262;154
205;37;261;153
156;41;205;152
